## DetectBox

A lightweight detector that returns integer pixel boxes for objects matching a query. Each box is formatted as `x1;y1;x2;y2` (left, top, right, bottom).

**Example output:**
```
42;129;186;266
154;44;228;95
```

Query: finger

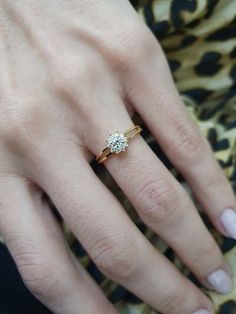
126;47;236;240
82;103;232;295
0;175;117;314
34;145;213;314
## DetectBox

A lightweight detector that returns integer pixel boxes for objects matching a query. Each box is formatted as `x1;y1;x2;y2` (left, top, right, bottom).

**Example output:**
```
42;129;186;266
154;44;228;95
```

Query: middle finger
35;148;212;314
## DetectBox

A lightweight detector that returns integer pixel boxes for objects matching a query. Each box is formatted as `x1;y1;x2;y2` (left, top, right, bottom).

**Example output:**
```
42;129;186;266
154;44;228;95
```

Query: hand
0;1;235;313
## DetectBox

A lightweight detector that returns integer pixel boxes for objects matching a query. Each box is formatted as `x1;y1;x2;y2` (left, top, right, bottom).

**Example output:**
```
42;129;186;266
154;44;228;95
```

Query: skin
0;1;235;313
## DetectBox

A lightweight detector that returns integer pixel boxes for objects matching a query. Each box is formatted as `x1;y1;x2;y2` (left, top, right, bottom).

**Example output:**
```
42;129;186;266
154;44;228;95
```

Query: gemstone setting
106;132;128;154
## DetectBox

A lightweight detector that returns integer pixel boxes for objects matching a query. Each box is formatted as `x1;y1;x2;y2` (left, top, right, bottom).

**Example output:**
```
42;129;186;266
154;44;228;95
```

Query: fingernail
220;208;236;239
193;310;211;314
207;268;233;294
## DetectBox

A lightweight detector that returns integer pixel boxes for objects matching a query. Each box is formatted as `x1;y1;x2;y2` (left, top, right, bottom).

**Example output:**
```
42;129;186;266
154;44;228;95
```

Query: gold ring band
96;125;142;164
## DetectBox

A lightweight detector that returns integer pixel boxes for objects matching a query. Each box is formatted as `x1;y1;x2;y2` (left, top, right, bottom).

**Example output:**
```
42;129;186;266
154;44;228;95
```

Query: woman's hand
0;1;235;313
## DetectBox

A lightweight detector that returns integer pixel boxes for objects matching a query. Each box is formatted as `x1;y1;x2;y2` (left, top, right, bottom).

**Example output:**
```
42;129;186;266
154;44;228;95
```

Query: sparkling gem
106;132;128;154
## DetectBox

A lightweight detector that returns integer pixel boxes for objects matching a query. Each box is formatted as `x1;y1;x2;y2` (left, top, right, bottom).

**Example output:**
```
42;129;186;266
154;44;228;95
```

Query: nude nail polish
220;208;236;239
207;268;233;294
193;310;211;314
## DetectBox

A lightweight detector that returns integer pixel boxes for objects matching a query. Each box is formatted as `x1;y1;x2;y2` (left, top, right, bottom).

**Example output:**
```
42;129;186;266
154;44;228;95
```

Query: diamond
106;132;128;154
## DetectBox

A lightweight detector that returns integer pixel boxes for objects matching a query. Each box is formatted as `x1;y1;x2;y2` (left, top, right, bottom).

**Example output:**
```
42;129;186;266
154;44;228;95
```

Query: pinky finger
0;175;117;314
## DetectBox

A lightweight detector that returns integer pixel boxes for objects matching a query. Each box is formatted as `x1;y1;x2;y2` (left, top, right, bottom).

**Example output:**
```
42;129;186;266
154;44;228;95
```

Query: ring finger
83;99;232;295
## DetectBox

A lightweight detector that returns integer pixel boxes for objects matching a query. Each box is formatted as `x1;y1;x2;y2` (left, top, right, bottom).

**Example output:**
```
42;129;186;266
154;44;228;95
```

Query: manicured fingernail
207;268;233;294
220;208;236;239
193;310;211;314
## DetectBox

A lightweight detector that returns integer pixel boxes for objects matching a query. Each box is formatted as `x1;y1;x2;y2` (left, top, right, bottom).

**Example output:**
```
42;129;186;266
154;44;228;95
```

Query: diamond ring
96;125;142;163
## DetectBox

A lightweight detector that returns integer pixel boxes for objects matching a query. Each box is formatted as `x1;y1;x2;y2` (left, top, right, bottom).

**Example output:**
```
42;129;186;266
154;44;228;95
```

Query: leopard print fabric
1;0;236;313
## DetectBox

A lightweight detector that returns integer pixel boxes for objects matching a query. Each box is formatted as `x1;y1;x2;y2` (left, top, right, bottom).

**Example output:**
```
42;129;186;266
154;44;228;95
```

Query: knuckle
50;55;80;93
201;175;224;200
50;53;101;96
171;122;204;162
1;98;39;144
0;97;50;156
192;242;222;270
90;233;137;280
162;286;187;313
138;178;179;225
14;251;56;299
112;22;157;70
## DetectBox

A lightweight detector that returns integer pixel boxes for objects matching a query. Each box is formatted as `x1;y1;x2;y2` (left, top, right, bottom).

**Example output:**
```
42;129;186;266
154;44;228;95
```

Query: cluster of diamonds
106;132;128;154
